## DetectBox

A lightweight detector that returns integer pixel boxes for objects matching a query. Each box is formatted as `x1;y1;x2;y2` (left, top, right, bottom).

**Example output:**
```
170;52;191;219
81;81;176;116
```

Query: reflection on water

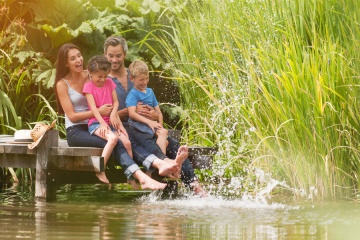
1;182;360;239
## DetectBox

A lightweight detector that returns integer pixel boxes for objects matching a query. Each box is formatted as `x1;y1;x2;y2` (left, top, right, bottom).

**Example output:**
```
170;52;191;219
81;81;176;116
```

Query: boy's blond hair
129;60;148;78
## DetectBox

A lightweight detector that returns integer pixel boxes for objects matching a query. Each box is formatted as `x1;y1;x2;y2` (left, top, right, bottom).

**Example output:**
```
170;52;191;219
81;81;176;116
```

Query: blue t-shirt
125;87;159;136
125;88;159;108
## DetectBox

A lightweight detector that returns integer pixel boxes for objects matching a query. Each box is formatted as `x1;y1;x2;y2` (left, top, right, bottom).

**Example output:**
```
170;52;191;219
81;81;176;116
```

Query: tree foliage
0;0;186;133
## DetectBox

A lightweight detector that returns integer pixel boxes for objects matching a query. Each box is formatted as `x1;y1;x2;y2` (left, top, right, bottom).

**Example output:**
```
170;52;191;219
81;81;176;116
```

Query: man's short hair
104;36;128;54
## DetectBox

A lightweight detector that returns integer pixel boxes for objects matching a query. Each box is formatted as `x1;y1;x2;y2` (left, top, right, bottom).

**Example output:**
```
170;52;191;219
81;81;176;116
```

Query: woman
54;43;172;190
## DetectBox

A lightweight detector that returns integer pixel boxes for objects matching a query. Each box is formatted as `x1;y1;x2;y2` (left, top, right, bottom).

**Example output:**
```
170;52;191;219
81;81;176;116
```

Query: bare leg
94;130;118;184
118;133;133;158
155;128;168;154
132;170;167;190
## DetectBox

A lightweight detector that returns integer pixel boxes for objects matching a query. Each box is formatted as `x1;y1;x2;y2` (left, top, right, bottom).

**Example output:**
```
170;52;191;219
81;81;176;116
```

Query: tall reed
153;0;360;199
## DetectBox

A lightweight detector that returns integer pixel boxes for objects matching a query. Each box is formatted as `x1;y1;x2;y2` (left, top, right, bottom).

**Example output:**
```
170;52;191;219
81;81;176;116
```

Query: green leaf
40;24;75;48
13;51;39;64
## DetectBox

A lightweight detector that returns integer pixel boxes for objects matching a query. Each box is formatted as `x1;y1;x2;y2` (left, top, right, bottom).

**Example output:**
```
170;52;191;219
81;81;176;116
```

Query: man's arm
136;102;159;121
117;108;129;122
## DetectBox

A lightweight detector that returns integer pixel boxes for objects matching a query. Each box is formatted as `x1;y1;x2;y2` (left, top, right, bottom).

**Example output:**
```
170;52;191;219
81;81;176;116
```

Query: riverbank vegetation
153;0;360;199
1;0;360;200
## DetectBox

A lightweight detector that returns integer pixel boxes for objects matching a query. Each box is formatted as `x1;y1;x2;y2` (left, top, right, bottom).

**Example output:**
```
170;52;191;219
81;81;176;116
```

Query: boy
125;60;168;154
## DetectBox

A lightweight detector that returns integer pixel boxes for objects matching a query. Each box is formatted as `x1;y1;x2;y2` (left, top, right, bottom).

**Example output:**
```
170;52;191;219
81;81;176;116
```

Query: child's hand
148;120;163;133
99;124;110;138
110;113;121;130
118;124;129;139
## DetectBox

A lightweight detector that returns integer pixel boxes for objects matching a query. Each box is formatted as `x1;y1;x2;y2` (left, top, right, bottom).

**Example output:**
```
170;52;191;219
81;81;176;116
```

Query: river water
1;182;360;240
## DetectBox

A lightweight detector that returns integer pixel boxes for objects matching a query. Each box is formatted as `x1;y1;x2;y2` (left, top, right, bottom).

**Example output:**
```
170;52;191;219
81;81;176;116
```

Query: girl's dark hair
54;43;81;115
87;55;111;73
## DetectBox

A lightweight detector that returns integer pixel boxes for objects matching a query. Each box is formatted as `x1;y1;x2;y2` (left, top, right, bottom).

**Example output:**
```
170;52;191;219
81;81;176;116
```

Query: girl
83;55;132;184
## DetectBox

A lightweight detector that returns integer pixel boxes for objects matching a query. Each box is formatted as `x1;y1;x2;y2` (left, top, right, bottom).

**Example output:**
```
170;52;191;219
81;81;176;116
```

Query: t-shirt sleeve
126;90;138;107
83;82;92;94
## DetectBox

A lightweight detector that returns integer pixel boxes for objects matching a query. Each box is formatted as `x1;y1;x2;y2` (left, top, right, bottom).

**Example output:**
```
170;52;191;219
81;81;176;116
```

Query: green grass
152;0;360;199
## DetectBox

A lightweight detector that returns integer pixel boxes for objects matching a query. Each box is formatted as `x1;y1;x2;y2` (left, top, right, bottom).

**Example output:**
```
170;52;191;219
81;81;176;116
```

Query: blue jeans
126;125;198;187
125;124;167;160
66;124;142;179
124;124;164;171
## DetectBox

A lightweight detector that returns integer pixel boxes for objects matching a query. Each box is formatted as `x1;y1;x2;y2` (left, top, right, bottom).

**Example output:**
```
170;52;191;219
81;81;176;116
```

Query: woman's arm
56;80;93;122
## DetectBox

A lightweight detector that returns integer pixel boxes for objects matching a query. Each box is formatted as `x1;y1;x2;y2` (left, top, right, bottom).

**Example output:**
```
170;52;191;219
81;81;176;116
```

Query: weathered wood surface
0;132;217;170
0;129;217;201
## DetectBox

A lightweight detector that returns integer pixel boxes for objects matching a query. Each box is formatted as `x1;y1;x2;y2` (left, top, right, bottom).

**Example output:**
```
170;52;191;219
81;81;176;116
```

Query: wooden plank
0;144;36;154
49;156;104;172
0;154;36;168
51;146;102;156
47;169;128;184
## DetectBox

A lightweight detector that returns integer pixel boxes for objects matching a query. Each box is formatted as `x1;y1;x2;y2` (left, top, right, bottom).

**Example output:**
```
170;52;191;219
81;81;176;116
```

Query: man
104;36;206;196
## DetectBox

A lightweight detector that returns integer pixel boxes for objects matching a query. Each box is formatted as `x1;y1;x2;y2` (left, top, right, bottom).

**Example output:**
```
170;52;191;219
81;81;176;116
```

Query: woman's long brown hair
54;43;81;115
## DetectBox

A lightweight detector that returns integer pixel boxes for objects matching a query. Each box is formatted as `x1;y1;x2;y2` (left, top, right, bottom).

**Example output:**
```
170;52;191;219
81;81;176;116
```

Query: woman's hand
98;104;113;116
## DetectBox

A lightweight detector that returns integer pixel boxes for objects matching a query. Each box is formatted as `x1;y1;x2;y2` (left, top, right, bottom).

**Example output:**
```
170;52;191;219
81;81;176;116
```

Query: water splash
137;190;296;211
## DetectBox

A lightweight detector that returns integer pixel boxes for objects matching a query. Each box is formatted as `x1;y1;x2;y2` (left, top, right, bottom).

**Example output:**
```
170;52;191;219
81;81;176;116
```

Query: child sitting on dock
83;55;132;184
125;60;169;154
126;60;188;178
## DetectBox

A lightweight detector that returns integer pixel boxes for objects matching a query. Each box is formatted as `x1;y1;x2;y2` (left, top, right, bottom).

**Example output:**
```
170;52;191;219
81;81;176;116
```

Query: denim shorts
88;122;116;135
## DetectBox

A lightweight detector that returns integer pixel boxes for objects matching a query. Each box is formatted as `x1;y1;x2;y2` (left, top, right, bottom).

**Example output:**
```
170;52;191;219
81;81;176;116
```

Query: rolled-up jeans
125;124;198;187
66;124;140;179
124;123;165;172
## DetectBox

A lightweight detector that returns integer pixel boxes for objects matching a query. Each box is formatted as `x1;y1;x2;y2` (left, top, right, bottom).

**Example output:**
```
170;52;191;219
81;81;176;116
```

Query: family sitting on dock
54;36;206;196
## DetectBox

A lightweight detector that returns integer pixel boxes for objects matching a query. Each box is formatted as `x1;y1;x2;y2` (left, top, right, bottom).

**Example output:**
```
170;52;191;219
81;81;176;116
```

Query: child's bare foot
127;179;140;190
95;172;110;184
191;181;208;197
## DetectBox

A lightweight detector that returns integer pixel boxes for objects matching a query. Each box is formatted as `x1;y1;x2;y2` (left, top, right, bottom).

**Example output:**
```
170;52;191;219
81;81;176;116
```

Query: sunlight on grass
153;0;360;199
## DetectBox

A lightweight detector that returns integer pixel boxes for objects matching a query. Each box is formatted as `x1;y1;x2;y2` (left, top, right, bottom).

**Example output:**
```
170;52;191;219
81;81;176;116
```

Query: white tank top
62;78;89;129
